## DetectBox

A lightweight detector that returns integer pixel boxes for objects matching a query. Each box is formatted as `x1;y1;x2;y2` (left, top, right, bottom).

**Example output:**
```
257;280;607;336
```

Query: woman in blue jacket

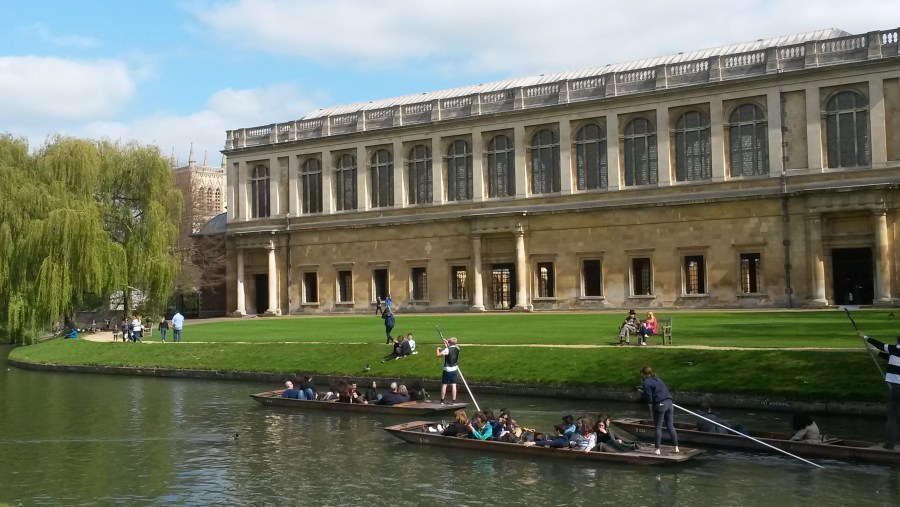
641;365;680;455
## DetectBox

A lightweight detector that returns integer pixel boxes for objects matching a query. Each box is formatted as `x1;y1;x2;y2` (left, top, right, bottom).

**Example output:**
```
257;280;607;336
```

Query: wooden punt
249;390;467;415
384;421;703;465
613;417;900;466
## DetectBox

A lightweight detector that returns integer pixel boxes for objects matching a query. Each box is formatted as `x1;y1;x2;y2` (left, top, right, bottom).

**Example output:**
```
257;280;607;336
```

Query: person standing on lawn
158;317;169;343
436;336;460;404
172;311;185;342
641;365;680;455
861;332;900;450
382;308;395;344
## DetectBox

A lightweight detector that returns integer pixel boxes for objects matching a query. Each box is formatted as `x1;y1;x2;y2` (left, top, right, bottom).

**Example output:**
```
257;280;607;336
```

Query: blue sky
2;0;898;166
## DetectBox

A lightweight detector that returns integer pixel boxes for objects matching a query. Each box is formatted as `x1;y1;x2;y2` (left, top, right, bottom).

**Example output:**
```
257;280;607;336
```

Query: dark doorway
832;248;873;305
491;263;516;310
373;268;389;302
254;274;269;314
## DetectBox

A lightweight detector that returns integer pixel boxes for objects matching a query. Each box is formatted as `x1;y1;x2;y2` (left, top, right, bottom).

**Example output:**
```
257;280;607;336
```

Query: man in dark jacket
382;309;395;344
375;382;410;405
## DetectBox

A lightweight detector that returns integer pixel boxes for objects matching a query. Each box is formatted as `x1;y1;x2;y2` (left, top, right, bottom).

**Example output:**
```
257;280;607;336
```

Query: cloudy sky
2;0;898;166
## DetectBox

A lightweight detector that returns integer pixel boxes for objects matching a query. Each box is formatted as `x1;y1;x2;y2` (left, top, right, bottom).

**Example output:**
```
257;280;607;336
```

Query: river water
0;345;896;506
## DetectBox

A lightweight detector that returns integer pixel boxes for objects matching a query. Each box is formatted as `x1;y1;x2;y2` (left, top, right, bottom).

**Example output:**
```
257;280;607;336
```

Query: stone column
237;160;249;220
656;106;671;186
356;145;368;211
710;98;726;182
226;160;237;221
268;157;280;216
288;155;299;216
234;249;246;316
431;135;445;204
265;240;280;315
874;208;894;305
807;215;828;306
805;86;824;172
559;119;573;194
513;225;531;311
869;78;888;168
514;124;528;198
321;152;334;214
470;235;485;311
606;114;621;190
766;89;785;177
393;140;405;208
471;131;485;201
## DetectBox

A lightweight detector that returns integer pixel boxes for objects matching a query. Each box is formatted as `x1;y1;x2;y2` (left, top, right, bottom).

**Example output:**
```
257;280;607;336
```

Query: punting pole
436;325;480;412
673;403;824;469
843;307;887;383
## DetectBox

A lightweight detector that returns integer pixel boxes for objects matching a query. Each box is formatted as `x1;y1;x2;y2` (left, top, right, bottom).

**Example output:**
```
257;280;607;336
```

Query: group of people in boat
431;409;646;453
281;377;428;405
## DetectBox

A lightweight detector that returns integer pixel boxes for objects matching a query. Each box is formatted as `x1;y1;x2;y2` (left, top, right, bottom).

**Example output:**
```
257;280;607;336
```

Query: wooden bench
659;318;673;345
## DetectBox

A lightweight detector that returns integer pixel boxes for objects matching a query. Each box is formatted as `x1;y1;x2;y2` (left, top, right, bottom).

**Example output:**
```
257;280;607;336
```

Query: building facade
222;28;900;315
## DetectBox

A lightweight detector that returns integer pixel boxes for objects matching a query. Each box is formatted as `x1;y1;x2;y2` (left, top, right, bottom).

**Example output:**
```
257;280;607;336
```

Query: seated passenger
365;381;380;403
467;411;493;440
408;380;428;401
65;327;78;339
441;409;471;437
569;415;596;452
376;382;410;405
594;414;641;452
281;381;302;399
339;381;367;404
790;413;822;442
299;375;316;401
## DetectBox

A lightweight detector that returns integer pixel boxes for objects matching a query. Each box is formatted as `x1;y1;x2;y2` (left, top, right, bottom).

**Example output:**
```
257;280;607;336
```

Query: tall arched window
674;111;711;182
334;153;357;211
205;188;213;212
622;118;657;187
446;140;472;201
407;144;432;205
825;90;870;168
369;149;393;208
728;104;768;177
530;129;560;194
574;124;607;190
214;188;222;210
249;164;270;218
300;158;323;214
486;135;515;198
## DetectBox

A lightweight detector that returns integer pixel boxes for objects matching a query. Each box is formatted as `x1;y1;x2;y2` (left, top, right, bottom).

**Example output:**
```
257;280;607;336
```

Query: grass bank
8;309;894;403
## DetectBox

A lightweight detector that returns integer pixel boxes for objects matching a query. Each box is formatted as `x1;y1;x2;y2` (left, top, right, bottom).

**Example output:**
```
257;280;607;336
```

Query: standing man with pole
860;332;900;450
436;336;460;405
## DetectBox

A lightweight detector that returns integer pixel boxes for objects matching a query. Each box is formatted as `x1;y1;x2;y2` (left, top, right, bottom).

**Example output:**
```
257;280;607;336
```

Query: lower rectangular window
303;272;318;303
582;259;603;297
337;270;353;302
740;253;761;293
537;262;554;298
684;255;706;294
411;267;427;301
631;258;652;296
451;266;468;300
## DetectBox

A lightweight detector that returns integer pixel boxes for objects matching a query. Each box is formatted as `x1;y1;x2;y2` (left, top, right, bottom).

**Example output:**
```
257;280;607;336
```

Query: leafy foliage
0;135;181;342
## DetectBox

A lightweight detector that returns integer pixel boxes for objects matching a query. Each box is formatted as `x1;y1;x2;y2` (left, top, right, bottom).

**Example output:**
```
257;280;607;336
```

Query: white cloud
0;56;135;122
80;83;322;167
17;23;98;49
195;0;900;77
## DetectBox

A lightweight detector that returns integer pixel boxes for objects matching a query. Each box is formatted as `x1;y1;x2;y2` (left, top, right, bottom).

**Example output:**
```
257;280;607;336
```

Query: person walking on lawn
382;308;395;344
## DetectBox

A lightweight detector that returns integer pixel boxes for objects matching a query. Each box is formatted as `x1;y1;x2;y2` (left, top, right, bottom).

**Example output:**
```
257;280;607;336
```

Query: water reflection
0;345;896;506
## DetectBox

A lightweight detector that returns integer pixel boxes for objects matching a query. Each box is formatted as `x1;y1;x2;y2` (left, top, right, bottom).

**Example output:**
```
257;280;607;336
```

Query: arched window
825;91;870;168
530;129;560;194
369;149;393;208
622;118;657;187
674;111;711;182
334;153;357;211
407;144;432;205
486;135;515;198
574;124;607;190
728;104;768;177
446;140;472;201
206;187;213;212
249;164;270;218
214;188;222;210
300;158;323;214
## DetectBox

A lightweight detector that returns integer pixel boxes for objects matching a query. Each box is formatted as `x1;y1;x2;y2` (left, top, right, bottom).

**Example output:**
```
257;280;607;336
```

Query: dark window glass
740;253;761;293
575;124;607;190
674;111;712;182
249;164;270;218
530;130;560;194
486;135;516;197
728;104;768;178
451;266;468;301
623;119;658;187
303;272;318;303
411;267;428;301
446;140;473;201
825;91;870;168
632;258;652;295
369;149;393;208
537;262;555;298
582;259;603;297
407;144;433;205
334;154;357;211
684;255;706;294
337;270;353;302
300;158;323;214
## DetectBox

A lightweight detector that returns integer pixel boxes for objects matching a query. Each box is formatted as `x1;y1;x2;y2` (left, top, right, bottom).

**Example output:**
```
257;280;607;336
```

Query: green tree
0;135;182;343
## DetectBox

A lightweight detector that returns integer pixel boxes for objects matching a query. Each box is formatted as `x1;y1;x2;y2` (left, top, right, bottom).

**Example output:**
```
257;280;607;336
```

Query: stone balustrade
225;28;900;150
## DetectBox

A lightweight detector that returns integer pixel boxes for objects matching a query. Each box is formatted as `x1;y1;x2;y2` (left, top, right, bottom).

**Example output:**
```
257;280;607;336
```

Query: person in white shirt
172;311;185;342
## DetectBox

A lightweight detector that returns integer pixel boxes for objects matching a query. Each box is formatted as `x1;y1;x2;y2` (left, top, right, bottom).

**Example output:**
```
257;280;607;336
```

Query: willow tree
0;135;182;343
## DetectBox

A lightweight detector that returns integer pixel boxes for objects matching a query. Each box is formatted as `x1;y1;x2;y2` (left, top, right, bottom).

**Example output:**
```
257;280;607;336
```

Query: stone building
174;152;227;235
222;28;899;315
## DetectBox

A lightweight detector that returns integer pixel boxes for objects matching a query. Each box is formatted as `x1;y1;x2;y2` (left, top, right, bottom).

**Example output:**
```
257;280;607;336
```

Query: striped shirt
867;337;900;385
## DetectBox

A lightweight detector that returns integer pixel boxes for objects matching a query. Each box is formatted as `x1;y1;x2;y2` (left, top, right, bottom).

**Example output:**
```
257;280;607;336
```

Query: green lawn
8;309;896;403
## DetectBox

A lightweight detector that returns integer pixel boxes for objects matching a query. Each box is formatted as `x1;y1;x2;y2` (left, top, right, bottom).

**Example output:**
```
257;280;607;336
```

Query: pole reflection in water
0;346;896;506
